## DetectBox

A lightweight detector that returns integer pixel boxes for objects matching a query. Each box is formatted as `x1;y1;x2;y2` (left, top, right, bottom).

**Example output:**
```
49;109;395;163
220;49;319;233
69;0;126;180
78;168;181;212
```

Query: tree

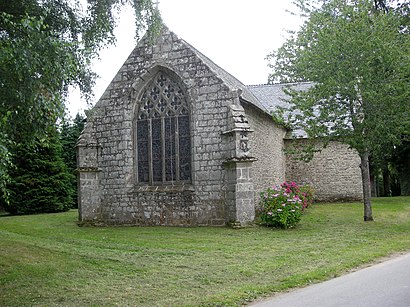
0;0;161;197
268;0;410;221
2;125;74;214
374;0;388;12
60;113;86;208
391;140;410;195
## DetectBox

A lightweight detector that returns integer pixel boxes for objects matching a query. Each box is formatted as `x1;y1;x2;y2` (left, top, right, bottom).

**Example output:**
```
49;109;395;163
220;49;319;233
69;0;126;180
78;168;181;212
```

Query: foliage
0;113;12;202
0;0;161;197
391;140;410;195
1;197;409;306
281;181;315;209
2;125;74;215
268;0;410;220
60;113;86;171
269;0;409;156
259;182;314;228
60;113;86;207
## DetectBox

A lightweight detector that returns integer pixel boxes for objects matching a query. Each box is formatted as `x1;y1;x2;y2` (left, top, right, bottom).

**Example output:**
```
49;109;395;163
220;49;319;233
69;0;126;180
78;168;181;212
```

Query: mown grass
1;197;409;306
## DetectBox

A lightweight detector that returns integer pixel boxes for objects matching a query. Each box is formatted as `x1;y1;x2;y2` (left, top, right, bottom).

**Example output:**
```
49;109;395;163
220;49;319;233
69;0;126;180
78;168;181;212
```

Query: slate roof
248;83;314;138
170;27;313;137
170;27;308;120
247;82;313;113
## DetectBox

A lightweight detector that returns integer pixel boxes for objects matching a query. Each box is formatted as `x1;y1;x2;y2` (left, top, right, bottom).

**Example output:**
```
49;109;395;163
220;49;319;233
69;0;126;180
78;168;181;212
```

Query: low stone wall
285;140;363;201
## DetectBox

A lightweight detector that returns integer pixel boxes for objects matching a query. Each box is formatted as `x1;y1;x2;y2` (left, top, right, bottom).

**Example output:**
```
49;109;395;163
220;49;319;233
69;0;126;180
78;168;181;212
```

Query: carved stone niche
221;103;257;227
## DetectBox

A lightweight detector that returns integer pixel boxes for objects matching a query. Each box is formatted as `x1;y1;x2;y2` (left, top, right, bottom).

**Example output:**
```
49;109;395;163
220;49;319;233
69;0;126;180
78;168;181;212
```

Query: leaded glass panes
151;118;162;182
135;71;191;184
179;157;191;181
151;118;162;140
178;116;191;181
178;115;190;137
137;120;149;182
164;117;176;181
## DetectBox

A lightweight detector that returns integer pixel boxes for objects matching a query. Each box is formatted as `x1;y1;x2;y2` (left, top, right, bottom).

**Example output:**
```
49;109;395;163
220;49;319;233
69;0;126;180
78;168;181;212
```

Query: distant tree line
370;141;410;197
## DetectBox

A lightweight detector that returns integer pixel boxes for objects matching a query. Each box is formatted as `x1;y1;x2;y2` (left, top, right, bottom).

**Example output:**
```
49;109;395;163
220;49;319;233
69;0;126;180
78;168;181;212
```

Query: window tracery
135;72;191;184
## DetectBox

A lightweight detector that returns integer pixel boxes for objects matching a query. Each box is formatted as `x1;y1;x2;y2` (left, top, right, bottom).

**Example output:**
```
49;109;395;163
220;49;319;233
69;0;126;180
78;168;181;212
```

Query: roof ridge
247;83;271;87
247;81;313;87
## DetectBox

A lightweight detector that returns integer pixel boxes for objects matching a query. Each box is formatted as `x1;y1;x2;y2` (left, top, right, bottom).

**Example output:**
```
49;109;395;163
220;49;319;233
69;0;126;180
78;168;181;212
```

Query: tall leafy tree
0;0;161;196
268;0;410;221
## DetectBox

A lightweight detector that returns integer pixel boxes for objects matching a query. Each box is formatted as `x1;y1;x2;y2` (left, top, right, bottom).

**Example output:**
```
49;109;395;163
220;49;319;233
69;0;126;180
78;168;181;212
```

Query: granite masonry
77;26;363;226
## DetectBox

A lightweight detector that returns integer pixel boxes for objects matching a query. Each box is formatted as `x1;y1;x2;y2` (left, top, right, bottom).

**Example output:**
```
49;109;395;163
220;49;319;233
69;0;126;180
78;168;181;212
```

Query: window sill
131;184;194;193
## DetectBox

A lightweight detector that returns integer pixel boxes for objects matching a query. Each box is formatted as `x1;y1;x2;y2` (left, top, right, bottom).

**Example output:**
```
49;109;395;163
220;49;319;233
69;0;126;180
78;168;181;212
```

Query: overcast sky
68;0;302;116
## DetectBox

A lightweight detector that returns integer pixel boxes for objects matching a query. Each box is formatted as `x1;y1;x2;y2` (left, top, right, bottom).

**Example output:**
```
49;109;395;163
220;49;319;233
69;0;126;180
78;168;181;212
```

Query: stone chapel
77;26;363;226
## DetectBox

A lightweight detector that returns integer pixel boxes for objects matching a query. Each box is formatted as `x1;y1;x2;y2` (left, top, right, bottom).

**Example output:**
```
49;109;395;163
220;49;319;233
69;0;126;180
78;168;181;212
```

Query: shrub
299;184;315;209
281;181;314;210
259;182;314;229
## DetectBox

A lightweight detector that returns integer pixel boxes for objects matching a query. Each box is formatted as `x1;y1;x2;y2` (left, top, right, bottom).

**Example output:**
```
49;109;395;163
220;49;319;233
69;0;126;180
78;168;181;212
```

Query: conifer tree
60;113;86;208
3;126;74;214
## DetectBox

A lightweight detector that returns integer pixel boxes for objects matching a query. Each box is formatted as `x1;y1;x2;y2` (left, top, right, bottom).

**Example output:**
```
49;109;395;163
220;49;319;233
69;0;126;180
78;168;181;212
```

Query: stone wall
285;140;363;201
243;103;287;203
77;27;255;226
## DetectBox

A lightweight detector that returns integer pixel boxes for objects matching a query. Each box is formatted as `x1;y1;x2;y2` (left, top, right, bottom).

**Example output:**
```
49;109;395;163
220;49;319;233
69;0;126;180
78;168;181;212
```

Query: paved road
250;253;410;307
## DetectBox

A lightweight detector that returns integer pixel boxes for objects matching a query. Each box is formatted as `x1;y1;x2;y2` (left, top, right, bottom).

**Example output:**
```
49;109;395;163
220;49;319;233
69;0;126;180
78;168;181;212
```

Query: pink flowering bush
259;182;314;229
281;181;314;210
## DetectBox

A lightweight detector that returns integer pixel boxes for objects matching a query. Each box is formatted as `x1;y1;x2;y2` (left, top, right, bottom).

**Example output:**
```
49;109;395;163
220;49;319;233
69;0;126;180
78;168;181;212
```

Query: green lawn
1;197;410;306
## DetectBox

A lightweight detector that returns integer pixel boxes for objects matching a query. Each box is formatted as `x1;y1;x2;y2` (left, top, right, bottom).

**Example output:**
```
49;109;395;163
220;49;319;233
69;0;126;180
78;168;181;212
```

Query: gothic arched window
135;72;191;184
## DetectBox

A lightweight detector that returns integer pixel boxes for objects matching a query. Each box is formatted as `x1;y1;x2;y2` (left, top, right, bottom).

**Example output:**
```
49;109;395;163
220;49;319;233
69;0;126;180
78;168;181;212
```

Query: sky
67;0;302;116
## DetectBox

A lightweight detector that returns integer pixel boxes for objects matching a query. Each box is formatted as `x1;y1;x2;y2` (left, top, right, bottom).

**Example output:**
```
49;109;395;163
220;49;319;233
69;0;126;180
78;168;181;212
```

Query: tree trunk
382;166;390;197
360;151;374;221
369;164;378;197
398;156;410;196
399;170;410;196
